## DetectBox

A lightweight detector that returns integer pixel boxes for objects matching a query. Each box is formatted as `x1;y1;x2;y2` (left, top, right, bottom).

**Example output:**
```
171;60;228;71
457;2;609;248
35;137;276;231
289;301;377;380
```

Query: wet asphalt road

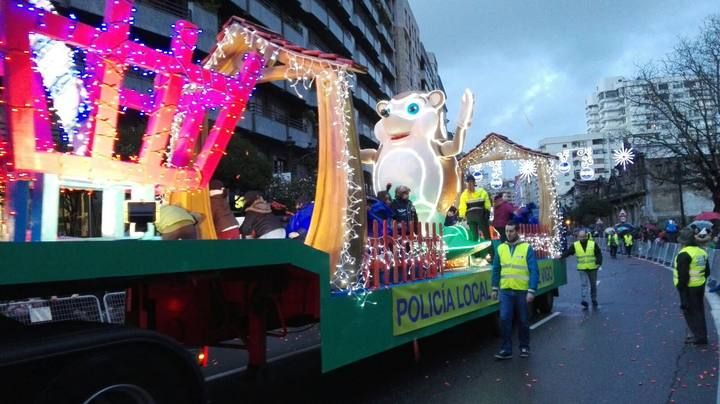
206;255;719;404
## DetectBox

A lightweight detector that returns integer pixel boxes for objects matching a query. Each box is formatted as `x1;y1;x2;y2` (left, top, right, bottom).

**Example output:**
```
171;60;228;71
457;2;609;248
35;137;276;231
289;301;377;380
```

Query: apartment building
538;133;618;196
392;0;445;94
49;0;444;187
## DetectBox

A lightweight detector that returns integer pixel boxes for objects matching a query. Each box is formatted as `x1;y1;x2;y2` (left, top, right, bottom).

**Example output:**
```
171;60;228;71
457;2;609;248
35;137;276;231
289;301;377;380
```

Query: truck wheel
536;292;554;314
37;346;199;404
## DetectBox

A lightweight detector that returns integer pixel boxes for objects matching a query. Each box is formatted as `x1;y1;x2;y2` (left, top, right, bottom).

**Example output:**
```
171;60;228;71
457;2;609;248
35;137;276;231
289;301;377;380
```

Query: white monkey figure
361;89;474;223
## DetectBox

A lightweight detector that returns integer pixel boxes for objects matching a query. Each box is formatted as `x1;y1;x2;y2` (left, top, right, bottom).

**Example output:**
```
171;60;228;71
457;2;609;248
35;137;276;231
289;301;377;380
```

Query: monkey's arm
360;148;378;164
440;88;474;156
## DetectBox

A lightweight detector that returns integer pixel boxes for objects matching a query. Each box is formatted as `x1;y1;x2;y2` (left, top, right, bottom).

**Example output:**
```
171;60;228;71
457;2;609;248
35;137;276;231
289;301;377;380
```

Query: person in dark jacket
444;206;459;227
368;185;394;236
492;193;515;242
240;191;286;239
674;227;709;345
561;229;603;309
209;179;240;240
390;185;418;232
287;201;314;241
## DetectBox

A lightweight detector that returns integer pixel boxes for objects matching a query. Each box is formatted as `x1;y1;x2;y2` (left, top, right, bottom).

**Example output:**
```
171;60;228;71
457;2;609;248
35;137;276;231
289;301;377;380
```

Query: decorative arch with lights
459;133;562;257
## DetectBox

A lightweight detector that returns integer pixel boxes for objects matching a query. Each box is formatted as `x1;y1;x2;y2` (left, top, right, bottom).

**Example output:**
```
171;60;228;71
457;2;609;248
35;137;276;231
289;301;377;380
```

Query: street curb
638;256;720;404
704;288;720;404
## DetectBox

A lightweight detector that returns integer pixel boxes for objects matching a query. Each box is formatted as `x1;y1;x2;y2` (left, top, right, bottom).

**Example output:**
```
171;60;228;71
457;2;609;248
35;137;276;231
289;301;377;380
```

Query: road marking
530;311;560;330
204;343;321;382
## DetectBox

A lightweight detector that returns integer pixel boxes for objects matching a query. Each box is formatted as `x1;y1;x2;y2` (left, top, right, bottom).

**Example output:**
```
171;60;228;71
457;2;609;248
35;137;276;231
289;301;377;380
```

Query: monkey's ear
428;90;446;108
376;100;390;118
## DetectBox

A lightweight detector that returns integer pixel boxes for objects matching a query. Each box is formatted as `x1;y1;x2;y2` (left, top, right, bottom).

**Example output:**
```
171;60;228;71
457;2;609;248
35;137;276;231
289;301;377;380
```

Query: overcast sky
408;0;718;151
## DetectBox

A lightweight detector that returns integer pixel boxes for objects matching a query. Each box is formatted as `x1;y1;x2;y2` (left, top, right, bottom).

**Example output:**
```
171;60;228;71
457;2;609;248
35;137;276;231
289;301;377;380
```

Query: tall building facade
46;0;440;188
585;75;712;152
392;0;445;94
538;133;618;197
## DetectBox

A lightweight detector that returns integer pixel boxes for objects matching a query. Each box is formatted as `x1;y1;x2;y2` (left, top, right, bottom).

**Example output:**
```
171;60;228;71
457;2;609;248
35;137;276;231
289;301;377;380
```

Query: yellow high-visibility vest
498;242;530;290
608;234;619;246
673;246;707;287
624;234;633;246
574;240;598;271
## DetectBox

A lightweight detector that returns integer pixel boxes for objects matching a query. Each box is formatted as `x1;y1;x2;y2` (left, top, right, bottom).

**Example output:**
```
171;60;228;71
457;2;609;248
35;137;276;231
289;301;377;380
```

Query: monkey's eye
406;103;420;115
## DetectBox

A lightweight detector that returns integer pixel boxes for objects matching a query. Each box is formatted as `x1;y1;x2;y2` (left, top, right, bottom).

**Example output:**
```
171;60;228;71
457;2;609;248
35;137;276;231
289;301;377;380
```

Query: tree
214;136;273;192
569;196;612;227
627;15;720;211
266;172;317;210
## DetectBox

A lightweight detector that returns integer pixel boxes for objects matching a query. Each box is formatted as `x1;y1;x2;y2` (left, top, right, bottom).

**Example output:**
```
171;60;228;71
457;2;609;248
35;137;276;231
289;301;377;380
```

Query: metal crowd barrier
591;236;719;278
0;295;103;325
1;292;127;326
103;291;127;324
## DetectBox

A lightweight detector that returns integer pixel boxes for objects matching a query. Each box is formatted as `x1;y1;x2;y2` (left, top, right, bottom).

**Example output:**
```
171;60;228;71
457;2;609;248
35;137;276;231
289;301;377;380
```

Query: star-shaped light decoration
613;146;635;170
519;160;537;182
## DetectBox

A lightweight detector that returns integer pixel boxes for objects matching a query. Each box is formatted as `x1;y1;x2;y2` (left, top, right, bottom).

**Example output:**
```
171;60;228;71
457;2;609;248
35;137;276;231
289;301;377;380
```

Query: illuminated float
0;1;567;380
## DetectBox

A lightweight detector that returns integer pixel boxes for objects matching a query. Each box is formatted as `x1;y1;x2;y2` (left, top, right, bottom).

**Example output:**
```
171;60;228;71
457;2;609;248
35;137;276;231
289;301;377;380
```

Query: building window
274;158;286;173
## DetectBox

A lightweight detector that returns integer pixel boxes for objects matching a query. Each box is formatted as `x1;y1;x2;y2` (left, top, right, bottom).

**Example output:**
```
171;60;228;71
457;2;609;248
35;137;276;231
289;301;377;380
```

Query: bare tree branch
625;14;720;211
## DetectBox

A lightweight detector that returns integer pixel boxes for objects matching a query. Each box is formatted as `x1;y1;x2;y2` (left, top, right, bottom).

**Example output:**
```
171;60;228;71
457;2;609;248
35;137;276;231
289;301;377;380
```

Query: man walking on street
561;230;602;309
674;227;709;345
608;230;619;259
491;221;539;360
623;232;634;256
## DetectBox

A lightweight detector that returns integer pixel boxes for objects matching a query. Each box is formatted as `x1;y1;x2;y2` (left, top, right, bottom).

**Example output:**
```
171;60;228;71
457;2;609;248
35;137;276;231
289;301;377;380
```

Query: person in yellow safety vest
458;174;491;242
607;230;619;259
673;227;709;345
490;221;539;360
561;229;602;310
623;232;634;256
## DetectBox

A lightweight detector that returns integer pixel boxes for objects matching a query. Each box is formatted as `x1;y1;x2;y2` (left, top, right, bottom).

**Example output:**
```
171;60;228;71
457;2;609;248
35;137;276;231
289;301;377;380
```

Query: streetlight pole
676;160;686;226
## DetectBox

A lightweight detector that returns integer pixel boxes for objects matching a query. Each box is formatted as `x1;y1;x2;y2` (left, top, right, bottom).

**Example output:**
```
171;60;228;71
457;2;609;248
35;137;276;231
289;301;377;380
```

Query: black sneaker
494;350;512;360
592;300;598;308
519;347;530;358
691;338;708;346
581;301;589;310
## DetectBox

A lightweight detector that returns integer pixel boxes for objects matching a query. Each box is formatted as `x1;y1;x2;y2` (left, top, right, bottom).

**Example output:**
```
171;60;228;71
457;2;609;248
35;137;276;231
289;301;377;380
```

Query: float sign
392;260;555;335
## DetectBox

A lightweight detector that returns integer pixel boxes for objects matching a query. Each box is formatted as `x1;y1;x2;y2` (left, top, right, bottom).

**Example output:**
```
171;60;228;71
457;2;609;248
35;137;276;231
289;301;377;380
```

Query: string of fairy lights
461;136;563;258
1;0;262;190
207;23;367;294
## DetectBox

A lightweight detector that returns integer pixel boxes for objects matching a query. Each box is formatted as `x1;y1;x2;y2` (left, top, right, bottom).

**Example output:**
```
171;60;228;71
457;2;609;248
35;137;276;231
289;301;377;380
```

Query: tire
536;292;554;314
36;345;200;404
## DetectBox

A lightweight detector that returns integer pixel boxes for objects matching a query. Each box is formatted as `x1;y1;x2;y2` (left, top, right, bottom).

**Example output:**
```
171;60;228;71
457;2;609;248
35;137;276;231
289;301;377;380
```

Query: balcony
249;0;282;32
140;0;189;18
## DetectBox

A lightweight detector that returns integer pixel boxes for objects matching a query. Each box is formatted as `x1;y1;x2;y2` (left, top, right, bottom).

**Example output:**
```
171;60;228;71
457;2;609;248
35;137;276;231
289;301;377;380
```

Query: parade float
0;1;566;401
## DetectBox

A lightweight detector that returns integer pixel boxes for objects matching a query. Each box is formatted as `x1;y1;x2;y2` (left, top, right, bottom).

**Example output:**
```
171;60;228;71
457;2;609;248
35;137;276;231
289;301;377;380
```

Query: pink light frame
0;0;263;189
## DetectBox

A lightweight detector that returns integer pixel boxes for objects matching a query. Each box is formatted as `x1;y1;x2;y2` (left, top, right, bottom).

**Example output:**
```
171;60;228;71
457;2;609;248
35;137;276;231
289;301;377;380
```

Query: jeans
499;289;530;353
579;270;598;303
